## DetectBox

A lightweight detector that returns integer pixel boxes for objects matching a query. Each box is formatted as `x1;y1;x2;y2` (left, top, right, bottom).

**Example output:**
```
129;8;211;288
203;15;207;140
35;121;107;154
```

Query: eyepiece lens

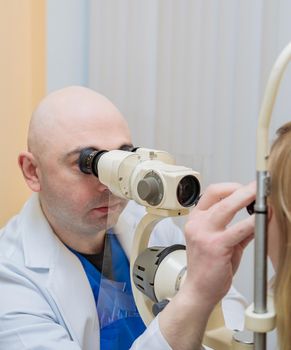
177;175;200;207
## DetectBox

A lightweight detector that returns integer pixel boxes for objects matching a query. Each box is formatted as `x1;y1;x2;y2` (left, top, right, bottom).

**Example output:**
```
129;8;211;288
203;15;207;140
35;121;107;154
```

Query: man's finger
195;183;242;211
223;215;255;247
207;182;256;228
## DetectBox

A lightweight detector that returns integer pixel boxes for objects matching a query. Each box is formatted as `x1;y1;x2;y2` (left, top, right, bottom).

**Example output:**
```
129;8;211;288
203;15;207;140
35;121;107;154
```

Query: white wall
46;0;89;92
87;0;291;302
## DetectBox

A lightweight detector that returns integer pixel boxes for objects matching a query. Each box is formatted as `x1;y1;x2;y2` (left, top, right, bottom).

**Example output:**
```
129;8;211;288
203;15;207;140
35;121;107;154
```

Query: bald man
0;86;255;350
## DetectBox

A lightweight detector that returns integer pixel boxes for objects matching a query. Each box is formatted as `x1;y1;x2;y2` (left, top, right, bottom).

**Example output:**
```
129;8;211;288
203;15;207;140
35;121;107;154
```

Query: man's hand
183;182;255;306
159;182;256;350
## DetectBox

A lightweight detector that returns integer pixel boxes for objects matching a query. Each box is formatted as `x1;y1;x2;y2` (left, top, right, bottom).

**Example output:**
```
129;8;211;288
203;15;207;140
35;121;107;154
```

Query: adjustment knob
137;172;164;206
138;177;159;201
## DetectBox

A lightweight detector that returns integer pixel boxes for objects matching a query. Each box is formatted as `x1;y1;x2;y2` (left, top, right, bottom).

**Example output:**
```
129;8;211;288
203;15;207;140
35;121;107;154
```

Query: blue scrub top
71;231;146;349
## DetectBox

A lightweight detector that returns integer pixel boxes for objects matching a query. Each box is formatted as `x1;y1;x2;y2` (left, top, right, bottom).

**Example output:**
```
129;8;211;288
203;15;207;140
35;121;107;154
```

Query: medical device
79;41;291;350
79;146;237;347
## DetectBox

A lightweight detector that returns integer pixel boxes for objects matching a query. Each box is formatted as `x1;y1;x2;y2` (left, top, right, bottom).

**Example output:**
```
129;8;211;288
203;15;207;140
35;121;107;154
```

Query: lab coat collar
47;237;99;347
21;193;59;269
20;194;99;347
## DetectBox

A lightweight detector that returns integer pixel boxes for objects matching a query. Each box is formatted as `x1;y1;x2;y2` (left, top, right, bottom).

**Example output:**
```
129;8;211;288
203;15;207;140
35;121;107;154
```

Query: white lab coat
0;195;246;350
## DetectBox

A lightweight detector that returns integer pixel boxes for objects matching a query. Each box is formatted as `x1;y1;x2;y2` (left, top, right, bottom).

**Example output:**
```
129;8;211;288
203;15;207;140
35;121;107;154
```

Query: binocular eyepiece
78;147;201;209
78;147;254;213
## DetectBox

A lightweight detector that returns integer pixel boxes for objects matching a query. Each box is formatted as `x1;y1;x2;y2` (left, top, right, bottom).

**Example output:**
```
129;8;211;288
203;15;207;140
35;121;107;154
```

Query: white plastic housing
97;148;200;210
97;150;140;199
154;249;187;301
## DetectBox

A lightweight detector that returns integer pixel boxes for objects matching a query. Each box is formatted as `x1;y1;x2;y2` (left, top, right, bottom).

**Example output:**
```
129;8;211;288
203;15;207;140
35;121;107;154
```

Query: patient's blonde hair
268;121;291;350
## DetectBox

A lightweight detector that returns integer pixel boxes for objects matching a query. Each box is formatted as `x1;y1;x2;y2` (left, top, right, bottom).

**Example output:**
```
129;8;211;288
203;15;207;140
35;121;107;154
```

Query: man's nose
96;179;109;193
87;174;110;193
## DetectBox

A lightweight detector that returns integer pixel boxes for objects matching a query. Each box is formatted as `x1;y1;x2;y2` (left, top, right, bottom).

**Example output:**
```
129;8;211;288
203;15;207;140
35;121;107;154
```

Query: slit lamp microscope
79;41;291;350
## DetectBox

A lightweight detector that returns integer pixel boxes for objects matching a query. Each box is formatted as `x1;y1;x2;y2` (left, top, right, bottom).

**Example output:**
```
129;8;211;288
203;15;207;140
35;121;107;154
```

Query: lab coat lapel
21;194;99;349
48;241;99;349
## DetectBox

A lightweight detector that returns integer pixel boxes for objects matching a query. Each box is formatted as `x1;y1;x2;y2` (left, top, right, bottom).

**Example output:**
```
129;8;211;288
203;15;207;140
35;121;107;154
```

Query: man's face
37;107;132;238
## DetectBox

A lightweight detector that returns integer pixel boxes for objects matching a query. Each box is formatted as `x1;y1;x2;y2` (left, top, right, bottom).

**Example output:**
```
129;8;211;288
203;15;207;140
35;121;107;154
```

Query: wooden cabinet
0;0;45;225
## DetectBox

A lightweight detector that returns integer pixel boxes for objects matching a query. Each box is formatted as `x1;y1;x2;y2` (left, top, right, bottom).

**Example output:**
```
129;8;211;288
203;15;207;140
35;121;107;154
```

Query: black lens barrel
177;175;200;207
78;148;108;177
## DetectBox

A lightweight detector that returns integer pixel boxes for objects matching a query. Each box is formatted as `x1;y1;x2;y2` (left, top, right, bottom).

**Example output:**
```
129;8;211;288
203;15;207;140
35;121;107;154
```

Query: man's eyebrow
63;143;134;161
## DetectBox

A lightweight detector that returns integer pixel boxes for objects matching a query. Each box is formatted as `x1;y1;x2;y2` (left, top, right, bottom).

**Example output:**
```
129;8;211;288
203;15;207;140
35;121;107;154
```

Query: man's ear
18;152;41;192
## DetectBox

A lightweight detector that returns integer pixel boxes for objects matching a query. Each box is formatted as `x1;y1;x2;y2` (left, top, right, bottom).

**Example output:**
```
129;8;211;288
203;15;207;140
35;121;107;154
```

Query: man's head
19;86;132;245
